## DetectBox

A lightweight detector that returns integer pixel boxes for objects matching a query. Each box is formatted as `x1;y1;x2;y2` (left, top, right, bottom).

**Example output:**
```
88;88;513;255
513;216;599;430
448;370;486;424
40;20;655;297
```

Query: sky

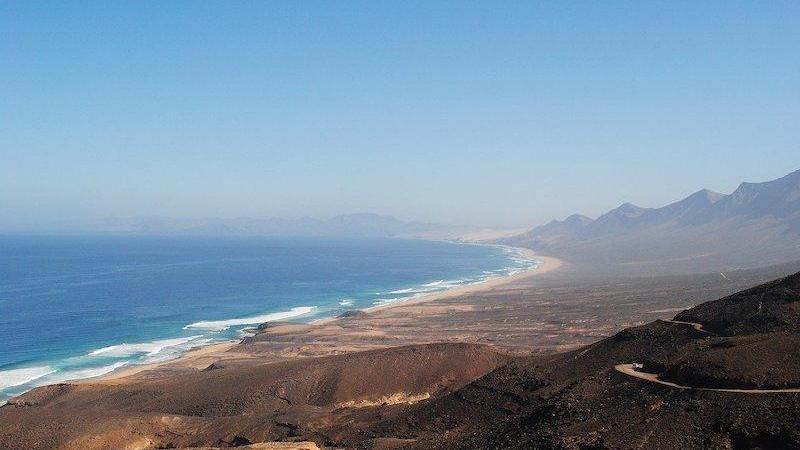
1;1;799;229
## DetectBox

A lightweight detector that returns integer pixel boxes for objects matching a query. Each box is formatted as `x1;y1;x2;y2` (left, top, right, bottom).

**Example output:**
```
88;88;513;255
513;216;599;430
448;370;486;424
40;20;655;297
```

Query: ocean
0;235;537;401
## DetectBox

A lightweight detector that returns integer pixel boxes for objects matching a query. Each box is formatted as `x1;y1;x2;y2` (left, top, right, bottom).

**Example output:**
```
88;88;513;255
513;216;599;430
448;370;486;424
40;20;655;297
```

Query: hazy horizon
3;2;799;230
5;167;800;235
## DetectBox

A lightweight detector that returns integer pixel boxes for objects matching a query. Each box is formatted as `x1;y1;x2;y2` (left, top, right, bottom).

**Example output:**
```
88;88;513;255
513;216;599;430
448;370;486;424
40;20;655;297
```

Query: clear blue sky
2;1;799;229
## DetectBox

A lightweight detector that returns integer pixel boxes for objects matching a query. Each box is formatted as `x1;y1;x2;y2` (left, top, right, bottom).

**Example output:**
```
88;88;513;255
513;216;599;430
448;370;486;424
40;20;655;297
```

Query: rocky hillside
368;269;800;449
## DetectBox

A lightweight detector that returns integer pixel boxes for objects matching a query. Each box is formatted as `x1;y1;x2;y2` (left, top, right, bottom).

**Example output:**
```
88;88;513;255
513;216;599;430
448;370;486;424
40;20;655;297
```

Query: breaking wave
184;306;317;331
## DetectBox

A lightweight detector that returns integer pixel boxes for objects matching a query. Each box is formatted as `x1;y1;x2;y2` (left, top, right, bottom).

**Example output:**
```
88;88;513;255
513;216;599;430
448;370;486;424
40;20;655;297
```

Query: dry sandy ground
185;444;320;450
5;252;799;450
92;251;792;386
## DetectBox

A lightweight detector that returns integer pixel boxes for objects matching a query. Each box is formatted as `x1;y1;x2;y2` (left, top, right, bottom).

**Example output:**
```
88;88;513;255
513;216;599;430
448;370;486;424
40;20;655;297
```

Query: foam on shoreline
0;307;317;401
184;306;317;331
367;245;540;307
1;244;545;401
87;335;204;357
46;361;130;384
0;366;56;390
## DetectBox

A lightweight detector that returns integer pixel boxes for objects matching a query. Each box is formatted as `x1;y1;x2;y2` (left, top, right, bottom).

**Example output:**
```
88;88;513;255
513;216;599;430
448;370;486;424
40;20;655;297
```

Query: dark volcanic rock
658;332;800;389
257;322;276;331
337;310;368;319
360;271;800;449
202;363;224;372
675;270;800;335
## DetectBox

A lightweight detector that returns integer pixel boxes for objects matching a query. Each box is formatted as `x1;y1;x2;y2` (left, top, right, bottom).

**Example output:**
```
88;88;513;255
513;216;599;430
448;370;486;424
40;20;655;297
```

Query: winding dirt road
616;319;800;394
614;364;800;394
659;319;711;334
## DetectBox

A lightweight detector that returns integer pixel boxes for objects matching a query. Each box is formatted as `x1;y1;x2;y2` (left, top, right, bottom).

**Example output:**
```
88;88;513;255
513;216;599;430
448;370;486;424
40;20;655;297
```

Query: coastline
354;248;557;315
306;246;557;325
92;341;242;383
92;247;561;383
7;254;800;450
3;236;547;401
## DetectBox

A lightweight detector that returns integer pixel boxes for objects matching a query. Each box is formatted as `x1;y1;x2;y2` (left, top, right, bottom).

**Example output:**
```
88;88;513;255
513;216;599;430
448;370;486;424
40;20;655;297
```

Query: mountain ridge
90;212;479;239
503;169;800;274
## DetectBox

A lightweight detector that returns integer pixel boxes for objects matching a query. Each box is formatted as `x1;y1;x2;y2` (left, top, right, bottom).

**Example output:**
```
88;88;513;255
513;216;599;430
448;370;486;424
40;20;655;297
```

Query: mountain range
59;169;800;274
503;169;800;274
91;213;477;239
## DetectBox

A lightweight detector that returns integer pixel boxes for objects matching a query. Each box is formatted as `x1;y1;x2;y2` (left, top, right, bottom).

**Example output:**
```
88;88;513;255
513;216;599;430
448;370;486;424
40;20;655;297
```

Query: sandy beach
91;248;561;383
88;246;777;388
5;251;794;450
319;248;561;318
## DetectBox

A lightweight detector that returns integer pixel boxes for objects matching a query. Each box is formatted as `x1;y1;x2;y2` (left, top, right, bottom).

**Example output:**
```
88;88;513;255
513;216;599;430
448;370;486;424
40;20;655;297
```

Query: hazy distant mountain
92;213;479;239
503;169;800;274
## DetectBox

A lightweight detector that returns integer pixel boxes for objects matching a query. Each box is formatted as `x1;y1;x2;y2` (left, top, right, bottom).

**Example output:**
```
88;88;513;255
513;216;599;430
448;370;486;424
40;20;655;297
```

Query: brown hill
3;271;800;449
674;270;800;335
0;343;508;450
364;270;800;449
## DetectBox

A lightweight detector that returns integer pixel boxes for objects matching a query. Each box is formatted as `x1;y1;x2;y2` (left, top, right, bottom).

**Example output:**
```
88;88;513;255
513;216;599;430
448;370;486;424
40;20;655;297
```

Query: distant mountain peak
719;169;800;217
778;168;800;181
733;169;800;192
607;202;649;218
329;212;401;223
333;212;389;220
91;213;475;238
617;202;644;210
664;188;726;210
502;168;800;273
691;189;726;204
564;213;592;224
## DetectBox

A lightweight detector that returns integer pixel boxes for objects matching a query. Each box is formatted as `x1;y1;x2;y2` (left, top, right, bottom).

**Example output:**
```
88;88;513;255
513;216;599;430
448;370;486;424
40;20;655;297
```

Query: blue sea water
0;235;537;401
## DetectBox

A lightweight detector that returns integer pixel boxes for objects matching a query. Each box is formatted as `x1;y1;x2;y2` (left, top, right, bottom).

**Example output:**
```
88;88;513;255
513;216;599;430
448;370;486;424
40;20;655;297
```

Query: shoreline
92;247;561;383
353;248;558;314
310;246;558;324
92;340;242;383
